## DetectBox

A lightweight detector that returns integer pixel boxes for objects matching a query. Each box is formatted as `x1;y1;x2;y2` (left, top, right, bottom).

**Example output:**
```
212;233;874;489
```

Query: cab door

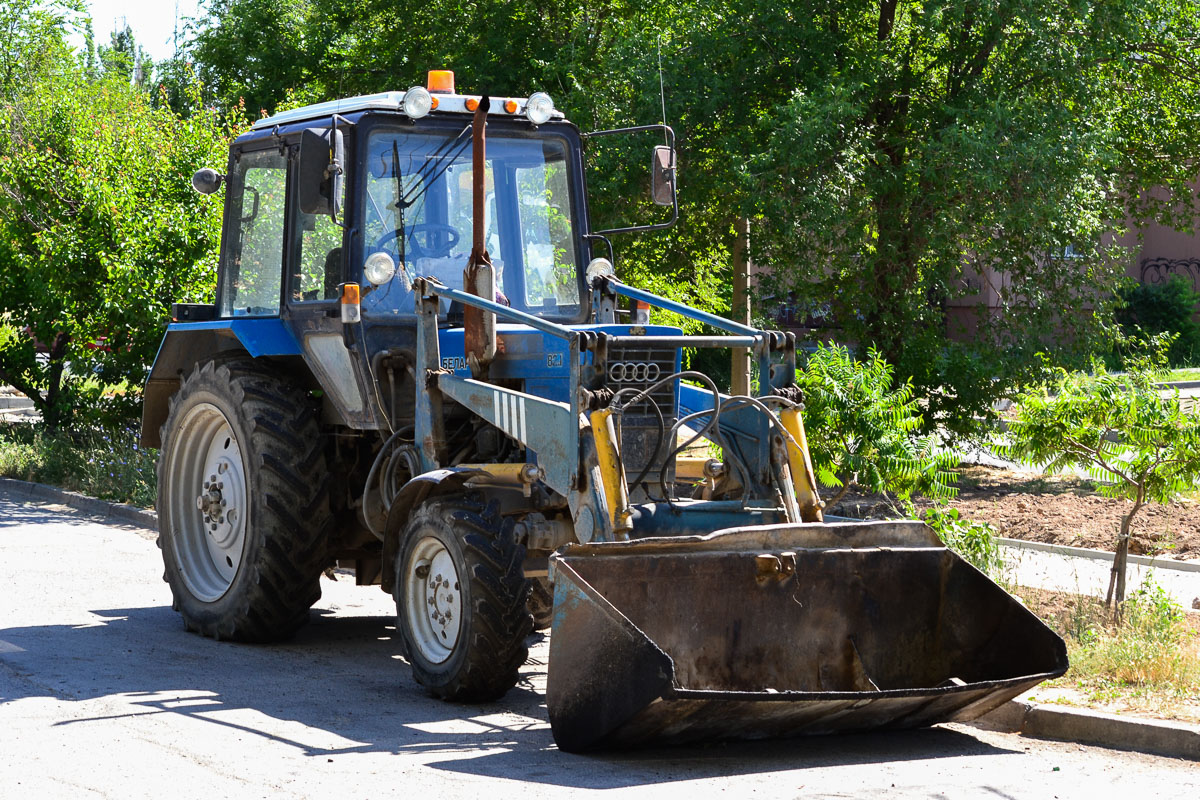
280;127;386;430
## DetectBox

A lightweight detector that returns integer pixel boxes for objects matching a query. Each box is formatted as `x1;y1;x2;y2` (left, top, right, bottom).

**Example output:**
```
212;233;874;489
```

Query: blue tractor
142;72;1066;751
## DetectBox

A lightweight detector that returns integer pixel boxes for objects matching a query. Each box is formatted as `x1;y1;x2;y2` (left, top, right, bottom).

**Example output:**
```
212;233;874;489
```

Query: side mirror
191;168;224;194
299;127;344;217
651;145;675;206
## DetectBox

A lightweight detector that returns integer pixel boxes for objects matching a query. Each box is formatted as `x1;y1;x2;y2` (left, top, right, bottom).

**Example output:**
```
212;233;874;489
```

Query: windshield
360;126;581;319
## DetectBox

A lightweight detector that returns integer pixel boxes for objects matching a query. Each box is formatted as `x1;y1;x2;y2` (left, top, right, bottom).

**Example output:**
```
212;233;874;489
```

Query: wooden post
731;217;752;395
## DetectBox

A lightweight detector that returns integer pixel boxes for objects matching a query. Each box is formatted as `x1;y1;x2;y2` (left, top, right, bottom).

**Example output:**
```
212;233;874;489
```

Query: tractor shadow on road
0;603;1020;789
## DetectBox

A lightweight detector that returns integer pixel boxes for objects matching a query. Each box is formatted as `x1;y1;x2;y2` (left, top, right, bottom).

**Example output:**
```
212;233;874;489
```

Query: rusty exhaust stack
463;95;496;377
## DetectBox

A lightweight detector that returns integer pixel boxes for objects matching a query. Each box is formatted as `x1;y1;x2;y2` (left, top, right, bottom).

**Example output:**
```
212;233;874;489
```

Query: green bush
1115;276;1200;368
922;507;1004;578
797;343;958;507
0;423;156;508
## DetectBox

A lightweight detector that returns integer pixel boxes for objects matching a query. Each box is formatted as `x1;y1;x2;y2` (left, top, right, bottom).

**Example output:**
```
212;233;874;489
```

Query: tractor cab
214;73;588;323
161;72;671;438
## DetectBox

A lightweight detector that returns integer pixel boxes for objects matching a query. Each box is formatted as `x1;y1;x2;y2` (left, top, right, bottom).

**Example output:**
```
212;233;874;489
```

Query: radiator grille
607;343;679;494
607;343;678;417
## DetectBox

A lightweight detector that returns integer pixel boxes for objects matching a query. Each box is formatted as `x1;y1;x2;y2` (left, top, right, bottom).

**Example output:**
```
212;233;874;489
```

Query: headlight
525;92;554;125
403;86;433;119
585;257;615;283
363;252;397;286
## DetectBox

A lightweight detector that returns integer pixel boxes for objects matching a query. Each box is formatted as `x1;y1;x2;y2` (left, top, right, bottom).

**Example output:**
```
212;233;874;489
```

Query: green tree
0;0;82;95
187;0;315;116
1003;358;1200;616
97;22;155;89
734;0;1200;432
98;22;136;80
0;19;235;430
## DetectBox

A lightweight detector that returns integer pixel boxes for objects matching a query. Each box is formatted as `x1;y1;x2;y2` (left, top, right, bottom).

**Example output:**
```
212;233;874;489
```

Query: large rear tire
395;495;532;701
157;358;331;642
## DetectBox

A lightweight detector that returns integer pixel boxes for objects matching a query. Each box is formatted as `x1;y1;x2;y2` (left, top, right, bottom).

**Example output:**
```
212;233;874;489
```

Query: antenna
657;35;669;146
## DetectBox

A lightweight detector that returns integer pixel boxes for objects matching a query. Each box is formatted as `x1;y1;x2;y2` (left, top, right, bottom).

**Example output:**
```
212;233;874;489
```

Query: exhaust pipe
463;94;496;377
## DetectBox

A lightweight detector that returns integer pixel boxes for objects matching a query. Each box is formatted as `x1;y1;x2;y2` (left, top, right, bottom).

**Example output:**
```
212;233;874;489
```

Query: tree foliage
737;0;1200;432
1002;356;1200;615
1115;275;1200;368
181;0;1200;433
0;6;235;430
797;343;957;506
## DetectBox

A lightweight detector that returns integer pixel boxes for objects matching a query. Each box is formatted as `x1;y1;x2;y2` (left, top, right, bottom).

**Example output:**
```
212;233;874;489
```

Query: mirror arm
583;124;678;237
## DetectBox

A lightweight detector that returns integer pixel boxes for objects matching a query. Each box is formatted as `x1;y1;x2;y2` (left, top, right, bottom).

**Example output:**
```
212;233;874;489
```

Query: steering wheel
374;223;461;260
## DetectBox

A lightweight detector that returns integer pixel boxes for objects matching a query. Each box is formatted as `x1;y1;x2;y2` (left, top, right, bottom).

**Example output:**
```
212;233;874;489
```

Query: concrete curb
971;700;1199;761
998;536;1200;574
1159;380;1200;391
0;477;158;531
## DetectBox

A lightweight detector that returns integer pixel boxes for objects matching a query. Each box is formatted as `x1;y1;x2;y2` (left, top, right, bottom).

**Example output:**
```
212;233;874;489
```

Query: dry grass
1018;580;1200;722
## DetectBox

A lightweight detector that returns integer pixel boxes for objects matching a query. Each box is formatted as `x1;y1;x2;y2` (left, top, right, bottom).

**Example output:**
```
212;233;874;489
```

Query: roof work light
427;70;455;93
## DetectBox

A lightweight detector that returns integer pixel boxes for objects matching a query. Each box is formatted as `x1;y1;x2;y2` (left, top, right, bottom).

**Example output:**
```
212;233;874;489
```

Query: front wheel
395;495;532;701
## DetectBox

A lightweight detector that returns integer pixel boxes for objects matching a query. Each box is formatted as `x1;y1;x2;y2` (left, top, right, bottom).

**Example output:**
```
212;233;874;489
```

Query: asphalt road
1;489;1197;799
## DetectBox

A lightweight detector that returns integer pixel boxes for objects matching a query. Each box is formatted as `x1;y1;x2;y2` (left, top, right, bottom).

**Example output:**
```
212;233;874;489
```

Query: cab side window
219;148;288;317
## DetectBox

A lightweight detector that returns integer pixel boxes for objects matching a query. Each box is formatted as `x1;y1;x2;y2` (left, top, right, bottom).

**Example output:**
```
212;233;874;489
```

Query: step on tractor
142;71;1067;752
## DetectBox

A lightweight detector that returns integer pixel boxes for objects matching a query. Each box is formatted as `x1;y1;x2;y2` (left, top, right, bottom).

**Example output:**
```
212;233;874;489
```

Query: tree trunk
42;331;70;432
825;474;855;509
1105;490;1144;622
730;217;752;396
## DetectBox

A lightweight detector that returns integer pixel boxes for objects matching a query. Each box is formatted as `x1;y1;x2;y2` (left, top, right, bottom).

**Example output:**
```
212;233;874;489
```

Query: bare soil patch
828;465;1200;559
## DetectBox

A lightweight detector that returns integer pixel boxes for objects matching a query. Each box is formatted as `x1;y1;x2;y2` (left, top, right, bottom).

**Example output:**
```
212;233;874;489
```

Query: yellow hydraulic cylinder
779;407;824;522
589;409;633;534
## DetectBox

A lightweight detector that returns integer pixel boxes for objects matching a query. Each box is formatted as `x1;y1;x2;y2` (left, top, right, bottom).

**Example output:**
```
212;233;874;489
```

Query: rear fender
140;319;304;448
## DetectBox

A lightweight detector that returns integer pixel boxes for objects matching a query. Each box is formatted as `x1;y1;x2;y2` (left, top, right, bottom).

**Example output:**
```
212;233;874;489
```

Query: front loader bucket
546;521;1067;752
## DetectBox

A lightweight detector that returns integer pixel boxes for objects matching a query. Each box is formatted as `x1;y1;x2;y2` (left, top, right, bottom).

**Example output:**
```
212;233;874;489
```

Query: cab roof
250;91;565;131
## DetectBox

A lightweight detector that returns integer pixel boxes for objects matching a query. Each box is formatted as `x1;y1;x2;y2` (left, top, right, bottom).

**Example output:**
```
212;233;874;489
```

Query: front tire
528;577;554;631
395;495;532;701
157;358;331;642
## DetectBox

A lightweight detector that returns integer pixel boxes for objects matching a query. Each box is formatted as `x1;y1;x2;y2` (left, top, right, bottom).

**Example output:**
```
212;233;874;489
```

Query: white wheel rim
165;402;248;602
404;535;463;664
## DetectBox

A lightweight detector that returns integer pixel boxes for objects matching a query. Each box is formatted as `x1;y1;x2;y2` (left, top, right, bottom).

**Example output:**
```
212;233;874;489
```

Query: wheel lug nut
210;474;217;483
